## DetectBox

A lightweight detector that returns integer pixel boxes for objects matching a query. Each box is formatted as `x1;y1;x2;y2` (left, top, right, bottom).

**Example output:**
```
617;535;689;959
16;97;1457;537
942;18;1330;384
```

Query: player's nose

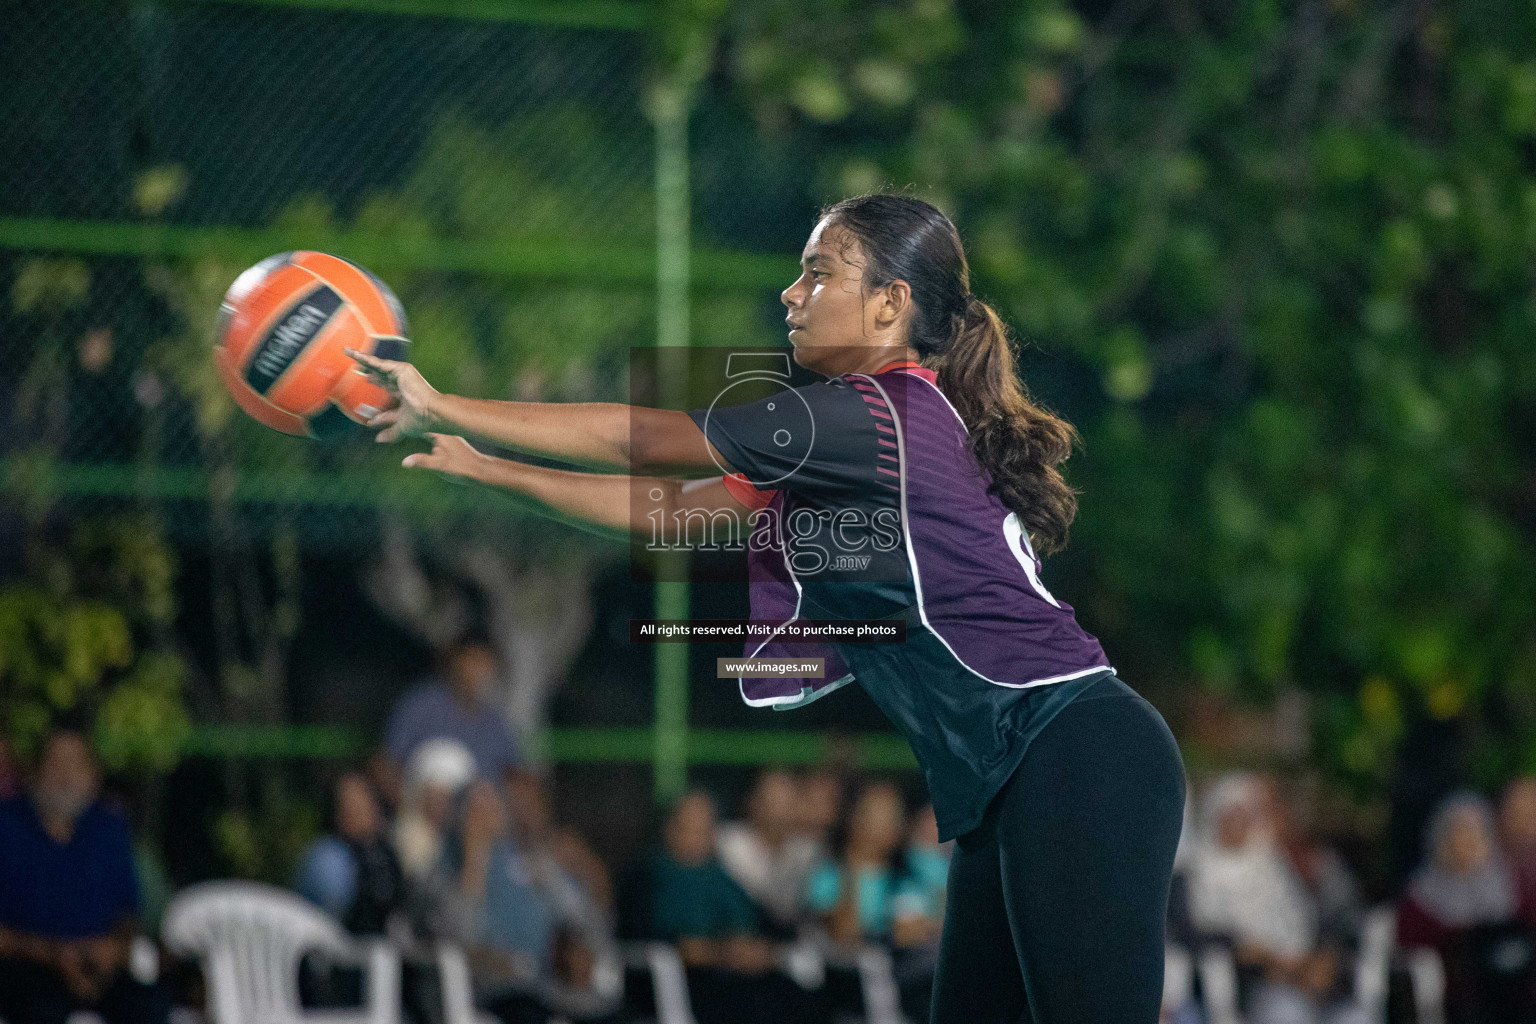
781;275;805;309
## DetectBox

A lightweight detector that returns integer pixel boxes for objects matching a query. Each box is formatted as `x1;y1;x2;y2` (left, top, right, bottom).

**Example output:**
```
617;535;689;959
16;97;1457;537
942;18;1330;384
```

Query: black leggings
930;678;1186;1024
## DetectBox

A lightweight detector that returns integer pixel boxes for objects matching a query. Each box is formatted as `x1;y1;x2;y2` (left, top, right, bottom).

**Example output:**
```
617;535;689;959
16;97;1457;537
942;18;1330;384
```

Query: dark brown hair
821;194;1080;555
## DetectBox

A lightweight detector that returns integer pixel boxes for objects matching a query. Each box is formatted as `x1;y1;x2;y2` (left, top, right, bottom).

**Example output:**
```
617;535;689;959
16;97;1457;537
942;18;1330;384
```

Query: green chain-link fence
0;0;793;547
1;0;896;796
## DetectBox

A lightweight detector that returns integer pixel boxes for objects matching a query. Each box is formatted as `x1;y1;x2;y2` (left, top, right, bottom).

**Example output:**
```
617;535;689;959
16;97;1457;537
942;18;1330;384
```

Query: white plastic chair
1353;904;1396;1022
853;945;907;1024
1403;946;1446;1024
619;943;697;1024
435;938;625;1024
1196;944;1243;1024
1163;943;1194;1016
162;880;400;1024
432;943;499;1024
1195;904;1446;1024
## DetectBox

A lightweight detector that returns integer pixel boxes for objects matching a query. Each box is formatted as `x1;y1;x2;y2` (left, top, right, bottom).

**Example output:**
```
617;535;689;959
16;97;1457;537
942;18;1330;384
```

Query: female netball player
348;194;1186;1023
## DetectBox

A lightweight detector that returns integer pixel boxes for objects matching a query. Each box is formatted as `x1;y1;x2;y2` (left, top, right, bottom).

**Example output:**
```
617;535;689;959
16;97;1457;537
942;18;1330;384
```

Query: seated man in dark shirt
0;728;168;1024
375;633;521;806
643;790;826;1024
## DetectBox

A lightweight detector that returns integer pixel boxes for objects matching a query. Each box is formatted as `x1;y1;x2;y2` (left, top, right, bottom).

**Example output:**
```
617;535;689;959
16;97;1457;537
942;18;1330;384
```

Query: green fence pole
651;74;691;803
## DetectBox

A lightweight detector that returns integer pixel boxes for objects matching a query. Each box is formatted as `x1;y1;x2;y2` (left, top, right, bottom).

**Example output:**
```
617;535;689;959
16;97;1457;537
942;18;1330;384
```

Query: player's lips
786;318;805;336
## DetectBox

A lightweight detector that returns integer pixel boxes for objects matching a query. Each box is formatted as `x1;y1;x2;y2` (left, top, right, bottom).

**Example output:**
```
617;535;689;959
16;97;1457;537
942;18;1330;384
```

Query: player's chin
789;336;823;371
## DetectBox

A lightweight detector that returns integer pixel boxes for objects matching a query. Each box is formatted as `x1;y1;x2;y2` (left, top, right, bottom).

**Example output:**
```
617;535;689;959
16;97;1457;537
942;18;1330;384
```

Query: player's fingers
344;347;378;373
367;407;400;429
344;346;390;370
345;348;399;387
376;424;401;443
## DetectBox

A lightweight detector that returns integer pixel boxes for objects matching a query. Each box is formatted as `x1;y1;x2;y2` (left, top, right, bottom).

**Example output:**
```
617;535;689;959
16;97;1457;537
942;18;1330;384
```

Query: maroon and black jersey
688;359;1114;840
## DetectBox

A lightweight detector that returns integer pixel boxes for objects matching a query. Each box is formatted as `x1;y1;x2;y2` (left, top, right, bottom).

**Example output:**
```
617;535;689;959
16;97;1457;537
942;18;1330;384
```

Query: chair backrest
1354;904;1397;1022
1163;944;1193;1014
854;945;906;1024
163;880;353;1024
1196;944;1242;1024
642;943;698;1024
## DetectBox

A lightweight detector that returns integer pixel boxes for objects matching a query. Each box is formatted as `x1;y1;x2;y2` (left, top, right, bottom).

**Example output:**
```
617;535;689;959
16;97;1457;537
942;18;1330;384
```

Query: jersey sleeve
687;379;879;500
720;472;776;511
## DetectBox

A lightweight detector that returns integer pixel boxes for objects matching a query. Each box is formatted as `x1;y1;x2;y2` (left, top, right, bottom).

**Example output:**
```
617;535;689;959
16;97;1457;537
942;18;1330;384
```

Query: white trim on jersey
770;672;857;711
857;371;1111;691
740;540;857;707
1004;512;1062;608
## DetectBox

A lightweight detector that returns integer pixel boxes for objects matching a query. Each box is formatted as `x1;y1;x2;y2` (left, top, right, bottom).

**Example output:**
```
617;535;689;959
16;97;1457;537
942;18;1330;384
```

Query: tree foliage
714;0;1536;788
0;520;190;772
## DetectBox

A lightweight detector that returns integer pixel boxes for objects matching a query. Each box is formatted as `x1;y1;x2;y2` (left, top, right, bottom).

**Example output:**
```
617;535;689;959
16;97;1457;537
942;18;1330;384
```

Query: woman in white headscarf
1190;773;1316;959
1189;773;1369;1024
1397;790;1530;1022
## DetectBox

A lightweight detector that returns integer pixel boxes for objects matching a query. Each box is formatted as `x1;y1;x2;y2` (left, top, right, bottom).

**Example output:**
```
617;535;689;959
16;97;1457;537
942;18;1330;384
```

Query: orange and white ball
215;251;408;437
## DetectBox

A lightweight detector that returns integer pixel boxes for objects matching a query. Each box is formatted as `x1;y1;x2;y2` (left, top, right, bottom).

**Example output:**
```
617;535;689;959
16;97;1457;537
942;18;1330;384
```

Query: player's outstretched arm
345;348;723;474
403;433;751;541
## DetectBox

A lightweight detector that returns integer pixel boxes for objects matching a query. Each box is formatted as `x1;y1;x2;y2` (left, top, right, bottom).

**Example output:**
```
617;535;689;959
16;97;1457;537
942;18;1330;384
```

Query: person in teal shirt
807;782;912;944
641;790;826;1024
648;792;760;945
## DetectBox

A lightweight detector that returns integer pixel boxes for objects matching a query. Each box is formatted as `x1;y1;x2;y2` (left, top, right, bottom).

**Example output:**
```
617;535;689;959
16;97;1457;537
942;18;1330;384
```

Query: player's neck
845;345;921;377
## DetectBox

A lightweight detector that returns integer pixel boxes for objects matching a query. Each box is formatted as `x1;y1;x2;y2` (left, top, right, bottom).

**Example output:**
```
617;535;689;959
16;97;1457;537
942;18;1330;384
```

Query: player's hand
402;433;483;484
344;347;441;442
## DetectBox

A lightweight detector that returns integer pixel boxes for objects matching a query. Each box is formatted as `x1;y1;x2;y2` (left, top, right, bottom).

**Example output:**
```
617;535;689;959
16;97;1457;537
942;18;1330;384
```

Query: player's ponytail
941;292;1079;555
822;194;1080;555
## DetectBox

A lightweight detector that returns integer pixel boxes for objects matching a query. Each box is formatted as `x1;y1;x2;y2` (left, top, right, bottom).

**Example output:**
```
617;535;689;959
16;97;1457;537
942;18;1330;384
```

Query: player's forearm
462;452;666;538
435;395;704;472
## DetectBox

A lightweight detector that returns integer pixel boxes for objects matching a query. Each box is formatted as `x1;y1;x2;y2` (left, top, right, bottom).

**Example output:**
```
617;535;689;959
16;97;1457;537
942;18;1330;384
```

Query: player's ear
874;279;911;331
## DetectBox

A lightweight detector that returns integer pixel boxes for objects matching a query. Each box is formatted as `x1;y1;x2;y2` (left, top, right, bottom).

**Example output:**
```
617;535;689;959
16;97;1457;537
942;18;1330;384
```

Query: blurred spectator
424;781;619;1024
505;769;612;914
1499;776;1536;928
376;632;519;804
646;791;766;964
1188;772;1366;1024
1165;792;1203;1024
642;790;824;1024
394;738;476;881
501;768;620;1021
295;772;405;935
892;804;948;947
1268;776;1368;1009
890;804;948;1023
717;769;821;937
794;768;845;849
807;781;908;946
1398;790;1536;1023
0;728;169;1024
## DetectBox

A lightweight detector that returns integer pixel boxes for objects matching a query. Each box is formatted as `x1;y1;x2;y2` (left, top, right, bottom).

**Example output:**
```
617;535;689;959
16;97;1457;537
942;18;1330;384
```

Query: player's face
781;219;891;376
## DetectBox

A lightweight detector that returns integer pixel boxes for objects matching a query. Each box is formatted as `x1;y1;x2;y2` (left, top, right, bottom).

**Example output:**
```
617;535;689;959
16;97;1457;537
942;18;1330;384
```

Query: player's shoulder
790;373;874;408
